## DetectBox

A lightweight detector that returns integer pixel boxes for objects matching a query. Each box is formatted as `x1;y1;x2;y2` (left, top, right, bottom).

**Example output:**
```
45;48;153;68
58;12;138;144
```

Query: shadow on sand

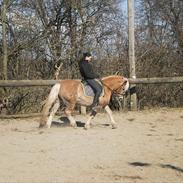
128;161;183;173
52;117;85;128
52;117;111;128
128;162;151;167
160;164;183;173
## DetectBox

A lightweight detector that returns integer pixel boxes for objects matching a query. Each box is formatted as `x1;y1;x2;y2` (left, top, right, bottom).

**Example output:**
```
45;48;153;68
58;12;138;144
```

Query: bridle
100;80;126;96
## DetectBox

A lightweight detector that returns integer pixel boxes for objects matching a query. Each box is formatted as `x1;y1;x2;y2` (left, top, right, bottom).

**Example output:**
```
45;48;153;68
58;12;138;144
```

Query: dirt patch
0;108;183;183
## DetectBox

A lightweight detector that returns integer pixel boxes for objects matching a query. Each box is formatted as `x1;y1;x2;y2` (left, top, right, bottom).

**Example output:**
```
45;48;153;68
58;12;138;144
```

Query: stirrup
91;104;100;111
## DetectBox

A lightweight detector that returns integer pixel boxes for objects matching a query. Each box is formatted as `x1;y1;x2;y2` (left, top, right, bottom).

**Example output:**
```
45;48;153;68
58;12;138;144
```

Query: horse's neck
102;76;117;90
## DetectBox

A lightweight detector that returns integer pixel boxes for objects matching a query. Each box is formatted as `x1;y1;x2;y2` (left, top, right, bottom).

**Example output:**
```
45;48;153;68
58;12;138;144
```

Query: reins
100;80;123;95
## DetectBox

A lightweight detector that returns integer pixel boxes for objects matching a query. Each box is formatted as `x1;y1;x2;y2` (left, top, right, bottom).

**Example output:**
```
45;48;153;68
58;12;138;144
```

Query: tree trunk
1;0;9;80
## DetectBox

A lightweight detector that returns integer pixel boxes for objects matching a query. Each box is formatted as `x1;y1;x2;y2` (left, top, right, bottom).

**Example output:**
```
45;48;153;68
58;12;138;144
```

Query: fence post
128;0;137;110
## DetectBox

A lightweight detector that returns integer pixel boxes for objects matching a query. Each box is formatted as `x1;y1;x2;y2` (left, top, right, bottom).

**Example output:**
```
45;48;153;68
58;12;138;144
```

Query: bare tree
1;0;9;80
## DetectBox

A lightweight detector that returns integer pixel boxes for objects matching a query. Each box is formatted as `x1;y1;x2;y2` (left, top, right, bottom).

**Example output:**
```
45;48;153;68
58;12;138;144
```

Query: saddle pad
81;81;104;97
82;84;95;96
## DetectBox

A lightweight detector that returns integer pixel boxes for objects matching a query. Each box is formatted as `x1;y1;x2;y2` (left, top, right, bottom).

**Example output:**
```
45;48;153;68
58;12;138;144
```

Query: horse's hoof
112;124;117;129
39;124;47;128
46;124;51;128
70;123;77;129
39;125;43;128
84;125;90;130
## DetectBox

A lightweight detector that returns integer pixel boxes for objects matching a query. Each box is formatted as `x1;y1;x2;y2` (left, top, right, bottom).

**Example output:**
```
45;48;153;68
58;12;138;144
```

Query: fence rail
129;77;183;84
0;77;183;87
0;80;58;87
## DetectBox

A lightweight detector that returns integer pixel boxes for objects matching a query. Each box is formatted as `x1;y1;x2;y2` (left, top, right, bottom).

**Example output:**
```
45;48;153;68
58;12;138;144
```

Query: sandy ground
0;108;183;183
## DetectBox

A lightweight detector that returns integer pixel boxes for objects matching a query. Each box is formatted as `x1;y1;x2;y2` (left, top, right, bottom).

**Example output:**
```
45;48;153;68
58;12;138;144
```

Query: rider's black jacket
79;60;99;79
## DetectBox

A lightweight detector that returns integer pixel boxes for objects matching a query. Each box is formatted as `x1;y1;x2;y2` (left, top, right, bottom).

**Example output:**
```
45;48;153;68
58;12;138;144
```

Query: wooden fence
129;77;183;84
1;77;183;87
0;77;183;118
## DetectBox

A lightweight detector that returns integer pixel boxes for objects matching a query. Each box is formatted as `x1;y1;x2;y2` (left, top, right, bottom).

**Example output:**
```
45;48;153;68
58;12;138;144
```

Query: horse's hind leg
39;83;60;128
104;105;117;129
65;103;77;128
46;98;60;128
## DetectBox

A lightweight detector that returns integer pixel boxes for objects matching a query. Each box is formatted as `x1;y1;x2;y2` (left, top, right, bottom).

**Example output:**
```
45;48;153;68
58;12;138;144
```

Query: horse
39;75;129;130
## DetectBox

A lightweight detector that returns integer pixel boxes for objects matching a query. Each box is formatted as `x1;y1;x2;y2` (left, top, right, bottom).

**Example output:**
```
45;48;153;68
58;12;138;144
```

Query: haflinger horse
39;75;129;130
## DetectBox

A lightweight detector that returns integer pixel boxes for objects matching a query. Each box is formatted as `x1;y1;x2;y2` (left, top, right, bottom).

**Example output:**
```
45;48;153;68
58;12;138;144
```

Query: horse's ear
114;71;119;75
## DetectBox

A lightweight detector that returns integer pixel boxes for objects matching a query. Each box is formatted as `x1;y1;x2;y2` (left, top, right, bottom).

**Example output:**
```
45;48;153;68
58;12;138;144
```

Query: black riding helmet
83;52;92;58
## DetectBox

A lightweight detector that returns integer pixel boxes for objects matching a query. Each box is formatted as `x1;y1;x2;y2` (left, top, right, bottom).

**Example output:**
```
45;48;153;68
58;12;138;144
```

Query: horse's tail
39;83;61;128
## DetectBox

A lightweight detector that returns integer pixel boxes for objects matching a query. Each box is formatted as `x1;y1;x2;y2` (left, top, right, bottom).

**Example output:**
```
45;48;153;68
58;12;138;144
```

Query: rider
79;52;102;110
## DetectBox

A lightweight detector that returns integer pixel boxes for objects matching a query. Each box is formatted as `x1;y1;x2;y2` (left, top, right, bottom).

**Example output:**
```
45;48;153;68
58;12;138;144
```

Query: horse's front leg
84;110;97;130
104;105;117;129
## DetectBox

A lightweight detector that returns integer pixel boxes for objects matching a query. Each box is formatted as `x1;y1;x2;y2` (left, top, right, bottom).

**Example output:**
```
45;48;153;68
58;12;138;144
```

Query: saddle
81;79;104;97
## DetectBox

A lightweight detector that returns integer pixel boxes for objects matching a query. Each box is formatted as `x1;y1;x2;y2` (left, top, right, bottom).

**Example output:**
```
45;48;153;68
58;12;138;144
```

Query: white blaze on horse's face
118;77;129;96
124;78;129;92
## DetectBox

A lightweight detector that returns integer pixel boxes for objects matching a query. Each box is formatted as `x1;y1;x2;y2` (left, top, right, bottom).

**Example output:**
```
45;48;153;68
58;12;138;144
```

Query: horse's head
113;76;129;97
102;75;129;97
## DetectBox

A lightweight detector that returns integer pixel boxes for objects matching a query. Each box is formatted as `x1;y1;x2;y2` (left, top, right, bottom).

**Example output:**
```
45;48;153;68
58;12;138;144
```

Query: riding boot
91;96;100;110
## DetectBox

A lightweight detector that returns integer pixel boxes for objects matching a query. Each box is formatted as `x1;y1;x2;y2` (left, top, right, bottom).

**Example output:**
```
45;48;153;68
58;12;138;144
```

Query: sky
120;0;141;15
120;0;128;14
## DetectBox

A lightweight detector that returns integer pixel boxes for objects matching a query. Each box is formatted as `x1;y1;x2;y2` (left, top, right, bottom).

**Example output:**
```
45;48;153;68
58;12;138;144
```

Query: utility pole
128;0;137;110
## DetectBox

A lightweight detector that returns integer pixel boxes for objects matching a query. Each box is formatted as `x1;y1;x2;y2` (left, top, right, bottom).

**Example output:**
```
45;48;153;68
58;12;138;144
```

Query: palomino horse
39;75;129;129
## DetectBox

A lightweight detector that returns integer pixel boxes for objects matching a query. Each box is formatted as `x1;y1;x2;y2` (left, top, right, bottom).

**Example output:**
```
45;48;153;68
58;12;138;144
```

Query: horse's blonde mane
102;75;121;81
